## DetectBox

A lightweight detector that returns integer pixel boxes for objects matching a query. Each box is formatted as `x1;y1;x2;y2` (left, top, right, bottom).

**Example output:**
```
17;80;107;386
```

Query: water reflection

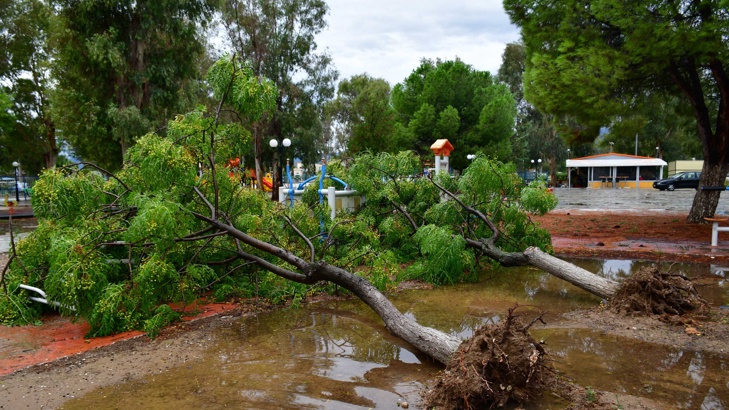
568;258;729;306
534;328;728;409
61;260;729;409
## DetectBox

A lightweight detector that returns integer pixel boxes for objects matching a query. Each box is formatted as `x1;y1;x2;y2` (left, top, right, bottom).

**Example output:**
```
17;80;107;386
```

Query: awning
567;153;667;168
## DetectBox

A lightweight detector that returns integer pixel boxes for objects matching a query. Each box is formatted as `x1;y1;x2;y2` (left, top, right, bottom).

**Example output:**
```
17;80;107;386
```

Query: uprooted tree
0;56;706;408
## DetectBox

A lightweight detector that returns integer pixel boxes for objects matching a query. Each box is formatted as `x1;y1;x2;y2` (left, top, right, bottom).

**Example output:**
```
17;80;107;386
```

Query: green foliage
51;0;215;169
31;168;109;222
143;305;181;339
0;0;55;172
347;152;555;285
1;62;557;340
410;225;472;285
0;292;40;326
327;74;397;155
391;58;517;169
219;0;336;167
505;0;729;213
207;55;277;122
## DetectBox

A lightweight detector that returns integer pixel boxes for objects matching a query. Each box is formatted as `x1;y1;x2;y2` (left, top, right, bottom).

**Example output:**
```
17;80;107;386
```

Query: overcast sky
315;0;521;86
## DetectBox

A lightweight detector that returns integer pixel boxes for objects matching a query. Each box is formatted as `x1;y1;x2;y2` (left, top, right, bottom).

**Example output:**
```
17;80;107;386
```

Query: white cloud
316;0;521;86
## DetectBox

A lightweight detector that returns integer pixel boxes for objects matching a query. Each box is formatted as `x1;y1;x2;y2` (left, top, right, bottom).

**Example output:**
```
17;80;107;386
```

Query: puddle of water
570;258;729;306
59;260;729;409
533;328;729;409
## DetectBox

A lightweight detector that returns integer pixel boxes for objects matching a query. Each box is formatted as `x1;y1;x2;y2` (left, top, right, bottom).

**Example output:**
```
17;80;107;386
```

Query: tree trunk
254;123;264;191
522;247;619;299
549;156;557;187
688;157;729;222
471;241;620;300
313;262;461;364
43;117;58;169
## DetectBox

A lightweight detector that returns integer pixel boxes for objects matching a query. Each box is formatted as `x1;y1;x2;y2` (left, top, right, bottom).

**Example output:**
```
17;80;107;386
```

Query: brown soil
532;209;729;264
1;211;729;409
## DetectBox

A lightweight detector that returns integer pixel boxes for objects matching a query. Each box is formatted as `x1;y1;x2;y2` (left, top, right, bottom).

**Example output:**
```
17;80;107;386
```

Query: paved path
552;188;729;213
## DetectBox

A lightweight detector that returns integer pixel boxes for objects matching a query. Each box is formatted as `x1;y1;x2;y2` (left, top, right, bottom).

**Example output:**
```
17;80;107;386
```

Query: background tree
219;0;338;194
326;74;398;156
392;58;516;171
50;0;215;170
601;94;702;164
505;0;729;221
498;41;597;186
0;0;56;173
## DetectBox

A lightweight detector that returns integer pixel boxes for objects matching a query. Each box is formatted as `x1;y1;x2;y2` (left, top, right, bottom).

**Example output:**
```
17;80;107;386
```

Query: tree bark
471;240;619;300
689;157;729;222
522;247;619;299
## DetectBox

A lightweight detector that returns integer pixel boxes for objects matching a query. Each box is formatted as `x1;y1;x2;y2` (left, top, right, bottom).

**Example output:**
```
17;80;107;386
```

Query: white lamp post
466;154;476;161
268;138;292;201
11;161;19;202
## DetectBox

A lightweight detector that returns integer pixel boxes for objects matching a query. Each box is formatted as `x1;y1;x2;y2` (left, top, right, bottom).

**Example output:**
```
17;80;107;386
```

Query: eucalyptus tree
50;0;215;170
326;74;398;156
0;0;56;172
218;0;338;192
505;0;729;222
391;58;517;171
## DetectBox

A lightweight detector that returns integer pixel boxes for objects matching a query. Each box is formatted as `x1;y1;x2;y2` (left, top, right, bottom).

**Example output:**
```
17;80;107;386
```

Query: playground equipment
430;139;453;175
278;159;362;220
262;174;274;191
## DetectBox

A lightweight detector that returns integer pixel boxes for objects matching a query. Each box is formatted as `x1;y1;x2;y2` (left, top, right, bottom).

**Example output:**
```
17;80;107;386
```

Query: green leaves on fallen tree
345;152;555;284
409;225;472;285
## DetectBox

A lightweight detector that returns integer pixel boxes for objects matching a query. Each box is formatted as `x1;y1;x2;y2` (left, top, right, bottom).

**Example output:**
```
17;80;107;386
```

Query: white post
328;186;336;219
568;167;571;189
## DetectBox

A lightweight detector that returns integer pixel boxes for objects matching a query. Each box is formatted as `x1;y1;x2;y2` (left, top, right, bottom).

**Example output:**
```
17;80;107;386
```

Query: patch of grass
586;386;596;402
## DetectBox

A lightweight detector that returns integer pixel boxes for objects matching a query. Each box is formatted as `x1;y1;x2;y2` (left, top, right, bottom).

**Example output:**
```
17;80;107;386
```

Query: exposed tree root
423;306;554;409
608;266;709;318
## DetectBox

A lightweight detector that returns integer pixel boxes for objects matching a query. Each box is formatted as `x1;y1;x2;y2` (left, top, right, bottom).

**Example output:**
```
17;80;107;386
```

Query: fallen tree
0;56;706;408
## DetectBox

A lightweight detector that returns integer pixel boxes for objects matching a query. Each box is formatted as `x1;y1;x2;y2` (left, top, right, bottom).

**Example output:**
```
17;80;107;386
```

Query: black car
652;172;701;191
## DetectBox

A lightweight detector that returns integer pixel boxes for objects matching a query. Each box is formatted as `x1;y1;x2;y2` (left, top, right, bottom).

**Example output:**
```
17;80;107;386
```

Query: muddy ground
1;210;729;409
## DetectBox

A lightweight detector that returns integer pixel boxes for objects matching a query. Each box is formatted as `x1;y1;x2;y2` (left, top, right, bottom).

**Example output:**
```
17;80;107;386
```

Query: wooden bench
705;217;729;246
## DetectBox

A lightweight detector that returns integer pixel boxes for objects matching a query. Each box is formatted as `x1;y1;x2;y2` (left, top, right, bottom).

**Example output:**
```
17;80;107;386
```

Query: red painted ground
0;302;237;376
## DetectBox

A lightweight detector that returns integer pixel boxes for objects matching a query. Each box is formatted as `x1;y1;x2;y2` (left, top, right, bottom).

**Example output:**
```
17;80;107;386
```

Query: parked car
652;172;701;191
0;177;27;192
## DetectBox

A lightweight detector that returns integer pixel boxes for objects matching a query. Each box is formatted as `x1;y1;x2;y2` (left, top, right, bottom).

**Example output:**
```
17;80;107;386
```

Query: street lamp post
530;159;542;182
567;148;570;159
11;161;19;203
268;138;291;201
609;141;614;152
